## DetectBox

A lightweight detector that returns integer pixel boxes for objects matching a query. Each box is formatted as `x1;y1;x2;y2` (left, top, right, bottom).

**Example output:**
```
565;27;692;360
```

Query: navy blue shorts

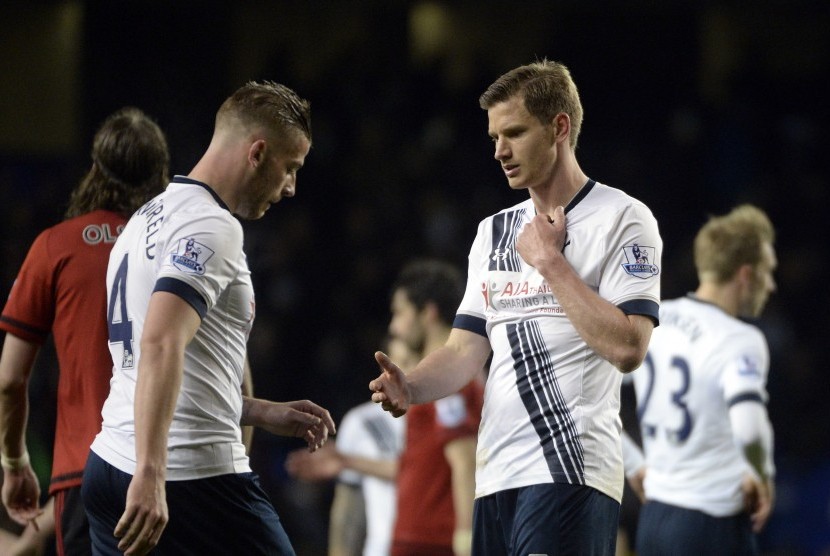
82;451;295;555
472;483;620;556
55;486;91;556
636;500;757;556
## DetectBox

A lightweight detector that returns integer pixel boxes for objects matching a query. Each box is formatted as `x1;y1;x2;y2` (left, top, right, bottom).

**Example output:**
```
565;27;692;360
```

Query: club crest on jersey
620;243;659;279
170;238;214;275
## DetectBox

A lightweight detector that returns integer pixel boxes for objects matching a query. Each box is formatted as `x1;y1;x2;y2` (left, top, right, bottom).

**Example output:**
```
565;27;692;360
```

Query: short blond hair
216;80;311;143
479;59;583;149
694;204;775;284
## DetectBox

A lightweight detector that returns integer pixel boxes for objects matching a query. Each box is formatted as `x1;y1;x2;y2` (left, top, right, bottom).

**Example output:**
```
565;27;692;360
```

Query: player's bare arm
241;398;335;452
0;335;42;526
116;292;200;556
517;206;653;372
370;329;489;415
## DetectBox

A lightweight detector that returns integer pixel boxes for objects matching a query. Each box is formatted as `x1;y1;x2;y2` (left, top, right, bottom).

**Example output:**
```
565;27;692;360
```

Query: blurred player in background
629;204;777;556
370;60;661;555
386;260;483;556
0;107;170;556
285;337;414;556
81;81;335;556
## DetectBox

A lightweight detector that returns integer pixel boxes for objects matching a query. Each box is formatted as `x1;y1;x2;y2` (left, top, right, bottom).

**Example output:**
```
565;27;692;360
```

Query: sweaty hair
694;204;775;284
392;259;464;327
479;58;584;149
216;80;312;144
65;107;169;219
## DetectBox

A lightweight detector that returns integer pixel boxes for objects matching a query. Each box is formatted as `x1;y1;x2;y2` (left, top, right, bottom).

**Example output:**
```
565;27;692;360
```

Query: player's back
632;295;769;517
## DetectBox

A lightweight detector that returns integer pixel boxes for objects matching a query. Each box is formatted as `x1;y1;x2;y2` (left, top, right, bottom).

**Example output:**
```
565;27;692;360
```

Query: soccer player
370;59;662;555
386;260;483;556
285;337;412;556
630;204;776;556
81;81;336;556
0;106;170;556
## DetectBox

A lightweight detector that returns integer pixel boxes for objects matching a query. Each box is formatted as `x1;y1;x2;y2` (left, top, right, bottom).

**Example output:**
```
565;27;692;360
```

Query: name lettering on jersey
140;198;165;259
170;238;215;275
82;223;124;245
620;243;659;279
660;310;702;342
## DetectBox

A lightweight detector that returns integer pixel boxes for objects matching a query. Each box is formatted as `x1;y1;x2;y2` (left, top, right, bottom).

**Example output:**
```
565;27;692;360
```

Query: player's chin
505;177;530;191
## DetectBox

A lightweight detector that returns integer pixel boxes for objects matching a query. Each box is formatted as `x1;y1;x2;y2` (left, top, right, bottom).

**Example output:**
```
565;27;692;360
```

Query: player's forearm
0;336;38;458
340;453;397;481
0;382;28;459
407;330;489;405
133;343;183;476
730;402;774;480
536;253;651;372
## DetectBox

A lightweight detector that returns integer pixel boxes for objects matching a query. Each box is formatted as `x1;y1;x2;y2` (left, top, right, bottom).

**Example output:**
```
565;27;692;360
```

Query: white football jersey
336;401;405;556
91;177;254;480
631;295;770;516
455;180;662;502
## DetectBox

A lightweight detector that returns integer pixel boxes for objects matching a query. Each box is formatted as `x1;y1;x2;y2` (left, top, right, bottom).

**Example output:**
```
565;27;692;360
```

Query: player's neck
694;282;739;317
529;158;588;215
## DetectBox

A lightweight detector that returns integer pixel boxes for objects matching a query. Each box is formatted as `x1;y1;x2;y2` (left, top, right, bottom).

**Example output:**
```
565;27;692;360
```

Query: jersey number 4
637;352;693;444
107;254;135;369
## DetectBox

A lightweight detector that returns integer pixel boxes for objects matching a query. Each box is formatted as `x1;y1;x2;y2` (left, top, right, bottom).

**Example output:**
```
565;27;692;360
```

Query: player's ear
421;301;440;323
248;139;266;168
736;264;755;287
553;112;570;143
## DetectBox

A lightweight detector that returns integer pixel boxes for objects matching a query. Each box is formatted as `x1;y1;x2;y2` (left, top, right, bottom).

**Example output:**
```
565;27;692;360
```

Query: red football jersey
392;379;484;555
0;210;125;494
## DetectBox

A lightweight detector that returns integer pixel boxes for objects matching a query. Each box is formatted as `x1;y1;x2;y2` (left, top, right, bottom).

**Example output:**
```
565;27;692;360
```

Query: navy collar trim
171;175;230;212
685;293;726;313
565;179;596;214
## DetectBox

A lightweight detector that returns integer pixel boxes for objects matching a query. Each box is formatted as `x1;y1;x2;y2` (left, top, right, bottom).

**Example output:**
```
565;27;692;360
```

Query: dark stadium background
1;2;827;554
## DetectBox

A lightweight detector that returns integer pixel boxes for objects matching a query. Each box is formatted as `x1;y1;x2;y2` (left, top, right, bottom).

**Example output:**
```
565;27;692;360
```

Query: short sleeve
155;210;244;314
721;329;770;407
0;230;56;343
454;219;489;337
599;201;662;323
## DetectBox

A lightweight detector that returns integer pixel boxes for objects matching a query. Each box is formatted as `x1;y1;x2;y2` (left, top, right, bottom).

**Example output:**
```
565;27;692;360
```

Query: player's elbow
612;316;653;373
611;343;648;374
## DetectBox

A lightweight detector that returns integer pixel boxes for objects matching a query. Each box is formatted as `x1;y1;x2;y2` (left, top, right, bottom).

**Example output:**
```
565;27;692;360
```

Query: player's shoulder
661;296;766;346
491;198;533;218
162;182;243;239
34;210;126;252
581;181;656;220
475;198;533;231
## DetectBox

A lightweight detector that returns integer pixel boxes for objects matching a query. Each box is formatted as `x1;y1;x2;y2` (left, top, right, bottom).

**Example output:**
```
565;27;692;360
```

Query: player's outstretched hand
251;399;336;452
285;443;343;482
369;351;410;418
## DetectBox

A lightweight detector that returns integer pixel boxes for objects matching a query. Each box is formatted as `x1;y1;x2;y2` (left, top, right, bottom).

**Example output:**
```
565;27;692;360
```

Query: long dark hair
65;107;170;219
